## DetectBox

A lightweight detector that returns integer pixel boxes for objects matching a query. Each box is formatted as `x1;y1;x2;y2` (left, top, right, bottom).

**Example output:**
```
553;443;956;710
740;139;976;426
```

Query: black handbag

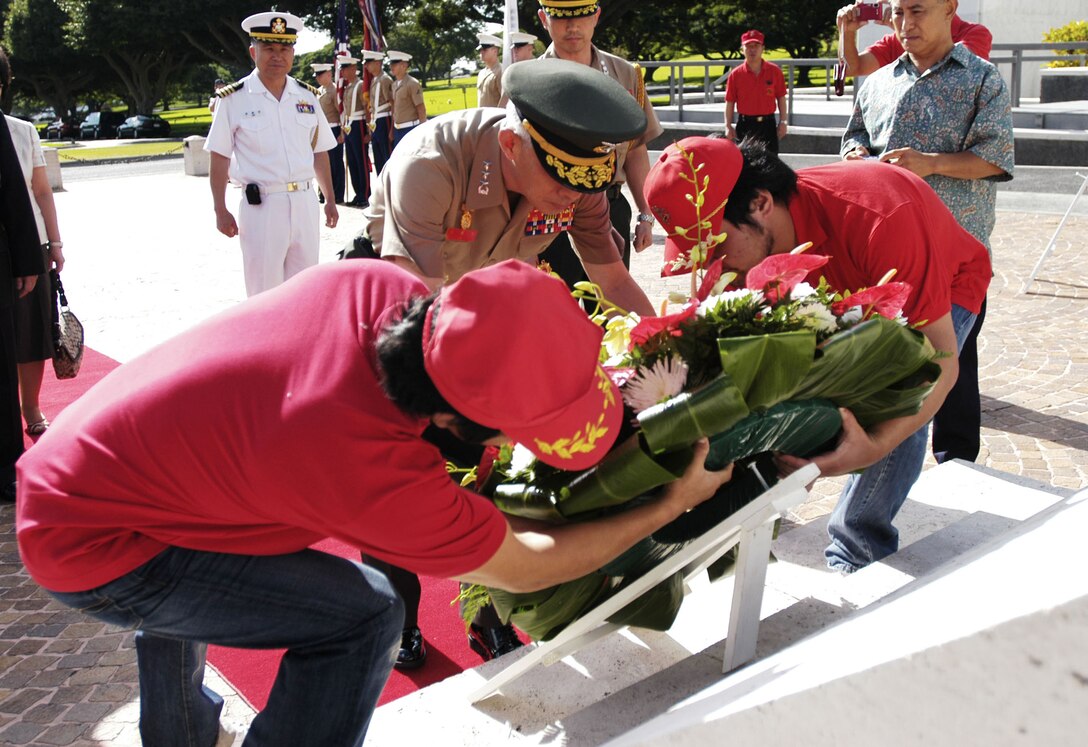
50;269;84;380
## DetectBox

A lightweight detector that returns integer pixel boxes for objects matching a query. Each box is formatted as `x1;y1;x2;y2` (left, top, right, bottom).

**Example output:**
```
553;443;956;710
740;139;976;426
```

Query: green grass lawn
44;140;187;162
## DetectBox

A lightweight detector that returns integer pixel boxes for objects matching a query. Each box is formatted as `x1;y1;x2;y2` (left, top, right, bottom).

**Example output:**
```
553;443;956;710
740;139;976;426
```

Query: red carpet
34;347;496;711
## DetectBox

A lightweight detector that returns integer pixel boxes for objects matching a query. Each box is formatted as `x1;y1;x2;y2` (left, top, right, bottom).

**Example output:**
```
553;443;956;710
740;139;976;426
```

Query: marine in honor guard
476;32;504;107
363;50;394;176
339;55;371;207
205;11;339;296
387;50;426;150
312;62;346;204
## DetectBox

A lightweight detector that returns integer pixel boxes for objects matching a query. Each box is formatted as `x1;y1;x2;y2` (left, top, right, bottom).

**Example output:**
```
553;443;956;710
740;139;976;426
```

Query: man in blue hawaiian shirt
836;0;1013;573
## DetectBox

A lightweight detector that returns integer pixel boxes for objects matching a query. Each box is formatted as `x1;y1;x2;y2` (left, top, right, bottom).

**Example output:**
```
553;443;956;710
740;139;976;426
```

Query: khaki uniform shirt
541;45;664;184
476;63;503;108
371;73;394;121
318;86;339;126
392;75;425;126
365;108;623;285
344;79;367;125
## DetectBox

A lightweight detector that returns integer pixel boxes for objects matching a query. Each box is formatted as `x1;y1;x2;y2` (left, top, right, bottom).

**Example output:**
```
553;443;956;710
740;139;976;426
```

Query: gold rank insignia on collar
538;0;600;17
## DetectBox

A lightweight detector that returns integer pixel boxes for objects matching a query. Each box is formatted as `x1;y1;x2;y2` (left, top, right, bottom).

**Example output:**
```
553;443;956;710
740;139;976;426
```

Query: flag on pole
357;0;386;103
502;0;519;69
334;0;351;119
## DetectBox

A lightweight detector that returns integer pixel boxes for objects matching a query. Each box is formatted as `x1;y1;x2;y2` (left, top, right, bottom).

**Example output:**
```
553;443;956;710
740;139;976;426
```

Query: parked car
45;118;79;140
79;111;127;139
116;114;171;139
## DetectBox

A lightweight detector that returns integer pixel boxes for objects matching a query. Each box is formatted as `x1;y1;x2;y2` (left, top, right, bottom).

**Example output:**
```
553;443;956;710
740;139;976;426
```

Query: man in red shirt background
645;137;989;574
724;29;789;153
836;1;992;75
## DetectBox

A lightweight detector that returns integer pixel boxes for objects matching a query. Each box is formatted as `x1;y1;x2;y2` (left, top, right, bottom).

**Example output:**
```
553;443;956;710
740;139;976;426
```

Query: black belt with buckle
738;114;770;123
605;184;624;200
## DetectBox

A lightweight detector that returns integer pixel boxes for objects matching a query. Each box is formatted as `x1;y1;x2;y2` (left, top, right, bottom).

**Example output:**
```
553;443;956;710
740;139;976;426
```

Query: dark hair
375;294;501;444
0;46;11;88
722;138;799;229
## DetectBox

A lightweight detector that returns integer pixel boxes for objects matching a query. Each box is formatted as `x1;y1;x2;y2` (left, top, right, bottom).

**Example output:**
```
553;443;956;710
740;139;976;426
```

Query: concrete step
609;485;1088;746
363;462;1072;745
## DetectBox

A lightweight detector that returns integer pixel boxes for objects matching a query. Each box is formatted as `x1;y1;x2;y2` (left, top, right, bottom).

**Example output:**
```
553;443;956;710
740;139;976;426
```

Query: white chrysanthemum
508;443;537;474
795;301;838;335
698;288;760;316
622;357;689;414
839;306;864;327
790;281;817;300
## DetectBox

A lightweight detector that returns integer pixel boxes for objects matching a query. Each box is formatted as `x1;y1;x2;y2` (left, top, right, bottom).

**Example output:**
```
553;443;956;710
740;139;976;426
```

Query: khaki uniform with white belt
392;75;425;131
205;70;336;296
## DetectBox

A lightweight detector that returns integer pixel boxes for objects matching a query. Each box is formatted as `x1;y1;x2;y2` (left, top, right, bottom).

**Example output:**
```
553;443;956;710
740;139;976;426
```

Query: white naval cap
509;32;538;46
386;50;412;62
310;63;333;73
477;33;502;49
241;11;303;44
337;55;359;65
360;50;385;61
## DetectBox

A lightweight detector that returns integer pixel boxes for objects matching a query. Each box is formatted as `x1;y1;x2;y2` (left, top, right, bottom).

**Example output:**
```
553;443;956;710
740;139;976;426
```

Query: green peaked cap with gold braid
502;58;646;193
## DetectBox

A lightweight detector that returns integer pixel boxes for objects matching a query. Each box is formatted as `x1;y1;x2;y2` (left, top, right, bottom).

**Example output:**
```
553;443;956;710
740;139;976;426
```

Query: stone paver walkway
1;163;1085;744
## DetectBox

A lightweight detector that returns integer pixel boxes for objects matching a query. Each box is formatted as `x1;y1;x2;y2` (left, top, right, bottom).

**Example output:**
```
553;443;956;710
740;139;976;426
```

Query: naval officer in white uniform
205;11;339;296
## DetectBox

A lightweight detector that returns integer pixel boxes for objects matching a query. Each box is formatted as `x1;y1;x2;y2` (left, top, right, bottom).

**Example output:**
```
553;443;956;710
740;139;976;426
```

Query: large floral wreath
455;245;940;641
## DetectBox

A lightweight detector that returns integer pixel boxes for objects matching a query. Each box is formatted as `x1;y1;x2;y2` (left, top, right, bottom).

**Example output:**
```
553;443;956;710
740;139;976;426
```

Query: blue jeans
49;547;403;747
826;304;978;573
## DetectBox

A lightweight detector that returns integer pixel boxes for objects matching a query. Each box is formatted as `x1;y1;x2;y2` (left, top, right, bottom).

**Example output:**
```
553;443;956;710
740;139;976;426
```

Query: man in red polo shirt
836;1;992;75
724;29;788;153
16;260;734;745
645;137;990;574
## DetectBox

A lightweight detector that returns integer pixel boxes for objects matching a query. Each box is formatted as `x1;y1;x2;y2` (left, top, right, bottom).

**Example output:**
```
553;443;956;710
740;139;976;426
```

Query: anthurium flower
832;281;913;320
745;254;830;303
628;303;699;348
696;258;738;301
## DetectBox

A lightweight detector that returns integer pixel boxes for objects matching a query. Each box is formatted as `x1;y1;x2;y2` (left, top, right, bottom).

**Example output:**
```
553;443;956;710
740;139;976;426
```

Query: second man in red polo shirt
724;29;788;153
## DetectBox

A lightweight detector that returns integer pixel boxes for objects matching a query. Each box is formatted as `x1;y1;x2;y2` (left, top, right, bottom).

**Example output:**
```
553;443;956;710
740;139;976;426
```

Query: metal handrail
640;41;1088;116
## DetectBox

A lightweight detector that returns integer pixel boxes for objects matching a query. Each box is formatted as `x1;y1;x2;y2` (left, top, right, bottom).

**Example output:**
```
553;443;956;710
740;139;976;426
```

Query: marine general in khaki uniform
536;0;664;293
360;58;655;318
476;33;503;107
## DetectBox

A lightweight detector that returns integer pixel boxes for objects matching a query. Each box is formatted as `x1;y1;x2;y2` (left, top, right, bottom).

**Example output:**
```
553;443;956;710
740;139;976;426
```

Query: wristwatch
637;212;655;224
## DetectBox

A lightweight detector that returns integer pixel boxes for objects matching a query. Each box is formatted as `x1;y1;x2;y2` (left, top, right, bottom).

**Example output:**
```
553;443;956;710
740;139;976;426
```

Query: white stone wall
978;0;1086;99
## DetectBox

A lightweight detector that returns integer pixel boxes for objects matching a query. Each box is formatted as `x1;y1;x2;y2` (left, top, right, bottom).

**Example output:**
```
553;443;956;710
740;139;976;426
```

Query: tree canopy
2;0;839;115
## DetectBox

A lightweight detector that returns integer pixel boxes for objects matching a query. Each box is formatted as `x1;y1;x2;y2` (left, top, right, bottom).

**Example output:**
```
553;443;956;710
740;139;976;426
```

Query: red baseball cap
740;29;765;46
644;137;744;278
422;259;622;472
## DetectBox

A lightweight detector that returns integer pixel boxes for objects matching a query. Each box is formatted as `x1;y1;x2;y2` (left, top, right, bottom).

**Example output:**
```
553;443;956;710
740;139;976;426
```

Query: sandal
25;419;49;437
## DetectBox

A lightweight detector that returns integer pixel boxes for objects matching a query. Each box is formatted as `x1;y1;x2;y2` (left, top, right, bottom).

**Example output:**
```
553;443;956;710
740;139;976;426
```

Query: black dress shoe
1;481;16;503
394;626;427;670
467;622;524;662
348;198;369;208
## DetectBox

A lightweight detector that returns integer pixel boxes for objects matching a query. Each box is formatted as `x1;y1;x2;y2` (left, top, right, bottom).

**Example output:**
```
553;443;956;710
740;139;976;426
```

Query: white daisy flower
796;301;838;335
839;306;864;327
622;357;689;414
790;281;817;300
698;288;760;316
